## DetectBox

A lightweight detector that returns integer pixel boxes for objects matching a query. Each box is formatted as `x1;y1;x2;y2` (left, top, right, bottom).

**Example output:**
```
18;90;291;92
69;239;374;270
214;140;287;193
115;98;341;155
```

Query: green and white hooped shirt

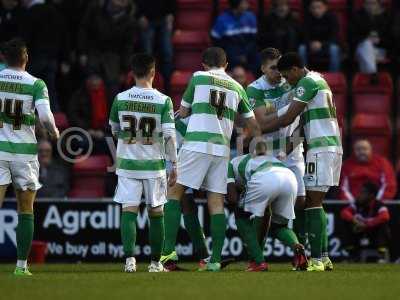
109;86;175;179
293;72;343;155
0;68;49;161
247;76;303;160
181;69;254;158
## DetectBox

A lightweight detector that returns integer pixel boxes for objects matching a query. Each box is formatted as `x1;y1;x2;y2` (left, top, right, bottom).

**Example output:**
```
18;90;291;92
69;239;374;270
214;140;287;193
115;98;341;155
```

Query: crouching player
109;54;178;272
227;141;308;271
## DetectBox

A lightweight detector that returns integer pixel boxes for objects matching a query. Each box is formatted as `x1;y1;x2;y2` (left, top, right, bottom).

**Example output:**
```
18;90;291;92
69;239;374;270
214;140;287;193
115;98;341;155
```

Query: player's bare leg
0;184;8;208
148;205;167;272
162;183;185;260
201;192;226;271
181;192;209;267
14;189;36;276
121;205;139;273
305;190;326;271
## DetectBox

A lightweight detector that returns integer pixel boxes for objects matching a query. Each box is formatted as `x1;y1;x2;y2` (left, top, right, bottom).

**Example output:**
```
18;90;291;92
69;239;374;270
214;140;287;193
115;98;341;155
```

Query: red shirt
339;154;397;201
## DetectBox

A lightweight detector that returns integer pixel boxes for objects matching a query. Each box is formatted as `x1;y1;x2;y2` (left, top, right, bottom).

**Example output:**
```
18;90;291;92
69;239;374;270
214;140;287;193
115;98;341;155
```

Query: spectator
341;182;391;262
257;0;301;53
298;0;341;72
230;65;249;87
211;0;259;75
78;0;136;96
339;139;397;201
136;0;175;84
20;0;70;112
68;74;111;154
351;0;392;77
37;140;71;198
0;0;22;44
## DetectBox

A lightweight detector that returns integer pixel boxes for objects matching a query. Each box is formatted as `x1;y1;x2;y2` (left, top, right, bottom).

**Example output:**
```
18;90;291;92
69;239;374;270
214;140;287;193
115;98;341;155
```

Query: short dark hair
131;53;156;78
202;47;227;68
362;182;379;197
277;52;304;71
2;38;28;67
260;48;281;65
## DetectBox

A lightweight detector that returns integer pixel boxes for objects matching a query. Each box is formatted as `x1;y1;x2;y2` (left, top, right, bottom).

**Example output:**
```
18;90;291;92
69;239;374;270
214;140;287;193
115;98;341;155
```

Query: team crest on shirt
282;83;291;91
296;87;305;97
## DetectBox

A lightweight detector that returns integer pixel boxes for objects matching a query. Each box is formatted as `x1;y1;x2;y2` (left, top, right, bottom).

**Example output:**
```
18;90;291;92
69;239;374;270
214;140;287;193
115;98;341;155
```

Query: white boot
124;257;136;273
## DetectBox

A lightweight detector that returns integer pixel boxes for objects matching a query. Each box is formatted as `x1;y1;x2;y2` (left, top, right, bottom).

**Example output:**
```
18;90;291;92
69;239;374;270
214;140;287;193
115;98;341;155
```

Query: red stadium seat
69;155;112;198
53;112;69;131
353;0;391;11
174;50;203;72
352;72;393;95
173;30;210;50
353;94;392;114
170;70;192;110
351;114;392;157
176;0;213;30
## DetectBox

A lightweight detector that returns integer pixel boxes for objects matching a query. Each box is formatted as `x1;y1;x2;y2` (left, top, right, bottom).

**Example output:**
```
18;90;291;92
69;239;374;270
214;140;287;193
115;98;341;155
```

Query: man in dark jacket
136;0;175;82
351;0;392;75
298;0;341;71
78;0;136;96
20;0;70;112
341;182;391;263
257;0;301;53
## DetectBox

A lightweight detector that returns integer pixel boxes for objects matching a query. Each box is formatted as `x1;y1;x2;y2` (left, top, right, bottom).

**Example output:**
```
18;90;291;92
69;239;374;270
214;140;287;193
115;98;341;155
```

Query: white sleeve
36;102;58;136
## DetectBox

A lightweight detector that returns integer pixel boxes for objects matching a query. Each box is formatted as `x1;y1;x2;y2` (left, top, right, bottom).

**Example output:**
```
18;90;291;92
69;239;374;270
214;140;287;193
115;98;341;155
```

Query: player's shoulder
248;76;265;90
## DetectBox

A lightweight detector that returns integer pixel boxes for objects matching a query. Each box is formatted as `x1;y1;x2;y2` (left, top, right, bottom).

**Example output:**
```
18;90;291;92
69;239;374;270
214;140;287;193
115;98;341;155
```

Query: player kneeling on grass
227;141;308;271
0;39;60;276
109;54;178;273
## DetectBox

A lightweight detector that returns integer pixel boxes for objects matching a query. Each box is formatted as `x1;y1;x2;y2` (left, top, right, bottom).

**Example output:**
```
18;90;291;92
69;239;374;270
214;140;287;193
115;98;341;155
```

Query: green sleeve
182;76;195;106
161;97;175;124
33;79;49;102
227;161;235;181
238;88;253;116
109;97;119;123
246;86;265;109
293;77;318;103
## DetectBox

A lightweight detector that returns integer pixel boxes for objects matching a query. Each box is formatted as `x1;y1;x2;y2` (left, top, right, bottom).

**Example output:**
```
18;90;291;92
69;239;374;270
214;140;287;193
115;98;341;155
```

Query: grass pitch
1;263;400;300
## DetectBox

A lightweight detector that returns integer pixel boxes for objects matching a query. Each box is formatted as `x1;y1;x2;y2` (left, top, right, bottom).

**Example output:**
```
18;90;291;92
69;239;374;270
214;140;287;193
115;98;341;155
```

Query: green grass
1;263;400;300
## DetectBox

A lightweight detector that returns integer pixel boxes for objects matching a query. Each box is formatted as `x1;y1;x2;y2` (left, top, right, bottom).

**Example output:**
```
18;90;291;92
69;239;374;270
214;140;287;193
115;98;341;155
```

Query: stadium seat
69;155;112;197
218;0;258;12
53;112;69;131
176;0;213;30
352;72;393;95
351;113;392;157
170;70;192;110
174;50;203;72
353;0;391;10
353;94;392;114
173;30;210;50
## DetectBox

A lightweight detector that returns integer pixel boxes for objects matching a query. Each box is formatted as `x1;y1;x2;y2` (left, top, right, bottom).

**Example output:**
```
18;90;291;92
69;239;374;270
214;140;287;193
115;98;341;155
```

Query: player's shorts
242;168;297;220
177;149;228;194
284;157;306;197
304;151;342;192
0;160;41;191
114;175;167;208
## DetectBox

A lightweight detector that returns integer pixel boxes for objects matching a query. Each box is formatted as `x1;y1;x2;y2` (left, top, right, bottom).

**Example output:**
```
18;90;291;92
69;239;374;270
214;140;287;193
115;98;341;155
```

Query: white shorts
114;176;167;208
177;149;228;194
285;161;306;197
304;152;342;192
242;168;297;220
0;160;41;191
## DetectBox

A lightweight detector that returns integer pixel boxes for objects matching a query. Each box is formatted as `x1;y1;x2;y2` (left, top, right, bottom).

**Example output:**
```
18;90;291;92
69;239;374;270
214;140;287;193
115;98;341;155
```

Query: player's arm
34;80;59;139
179;76;195;118
162;98;178;186
239;89;262;137
109;96;120;138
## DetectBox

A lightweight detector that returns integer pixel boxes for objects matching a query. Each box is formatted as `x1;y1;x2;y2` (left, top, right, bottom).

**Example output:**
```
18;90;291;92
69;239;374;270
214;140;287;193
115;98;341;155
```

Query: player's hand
139;16;149;29
168;166;177;187
310;41;322;52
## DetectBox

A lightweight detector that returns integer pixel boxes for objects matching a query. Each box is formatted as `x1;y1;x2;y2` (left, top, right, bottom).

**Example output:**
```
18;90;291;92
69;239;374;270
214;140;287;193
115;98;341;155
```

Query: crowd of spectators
1;0;400;201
